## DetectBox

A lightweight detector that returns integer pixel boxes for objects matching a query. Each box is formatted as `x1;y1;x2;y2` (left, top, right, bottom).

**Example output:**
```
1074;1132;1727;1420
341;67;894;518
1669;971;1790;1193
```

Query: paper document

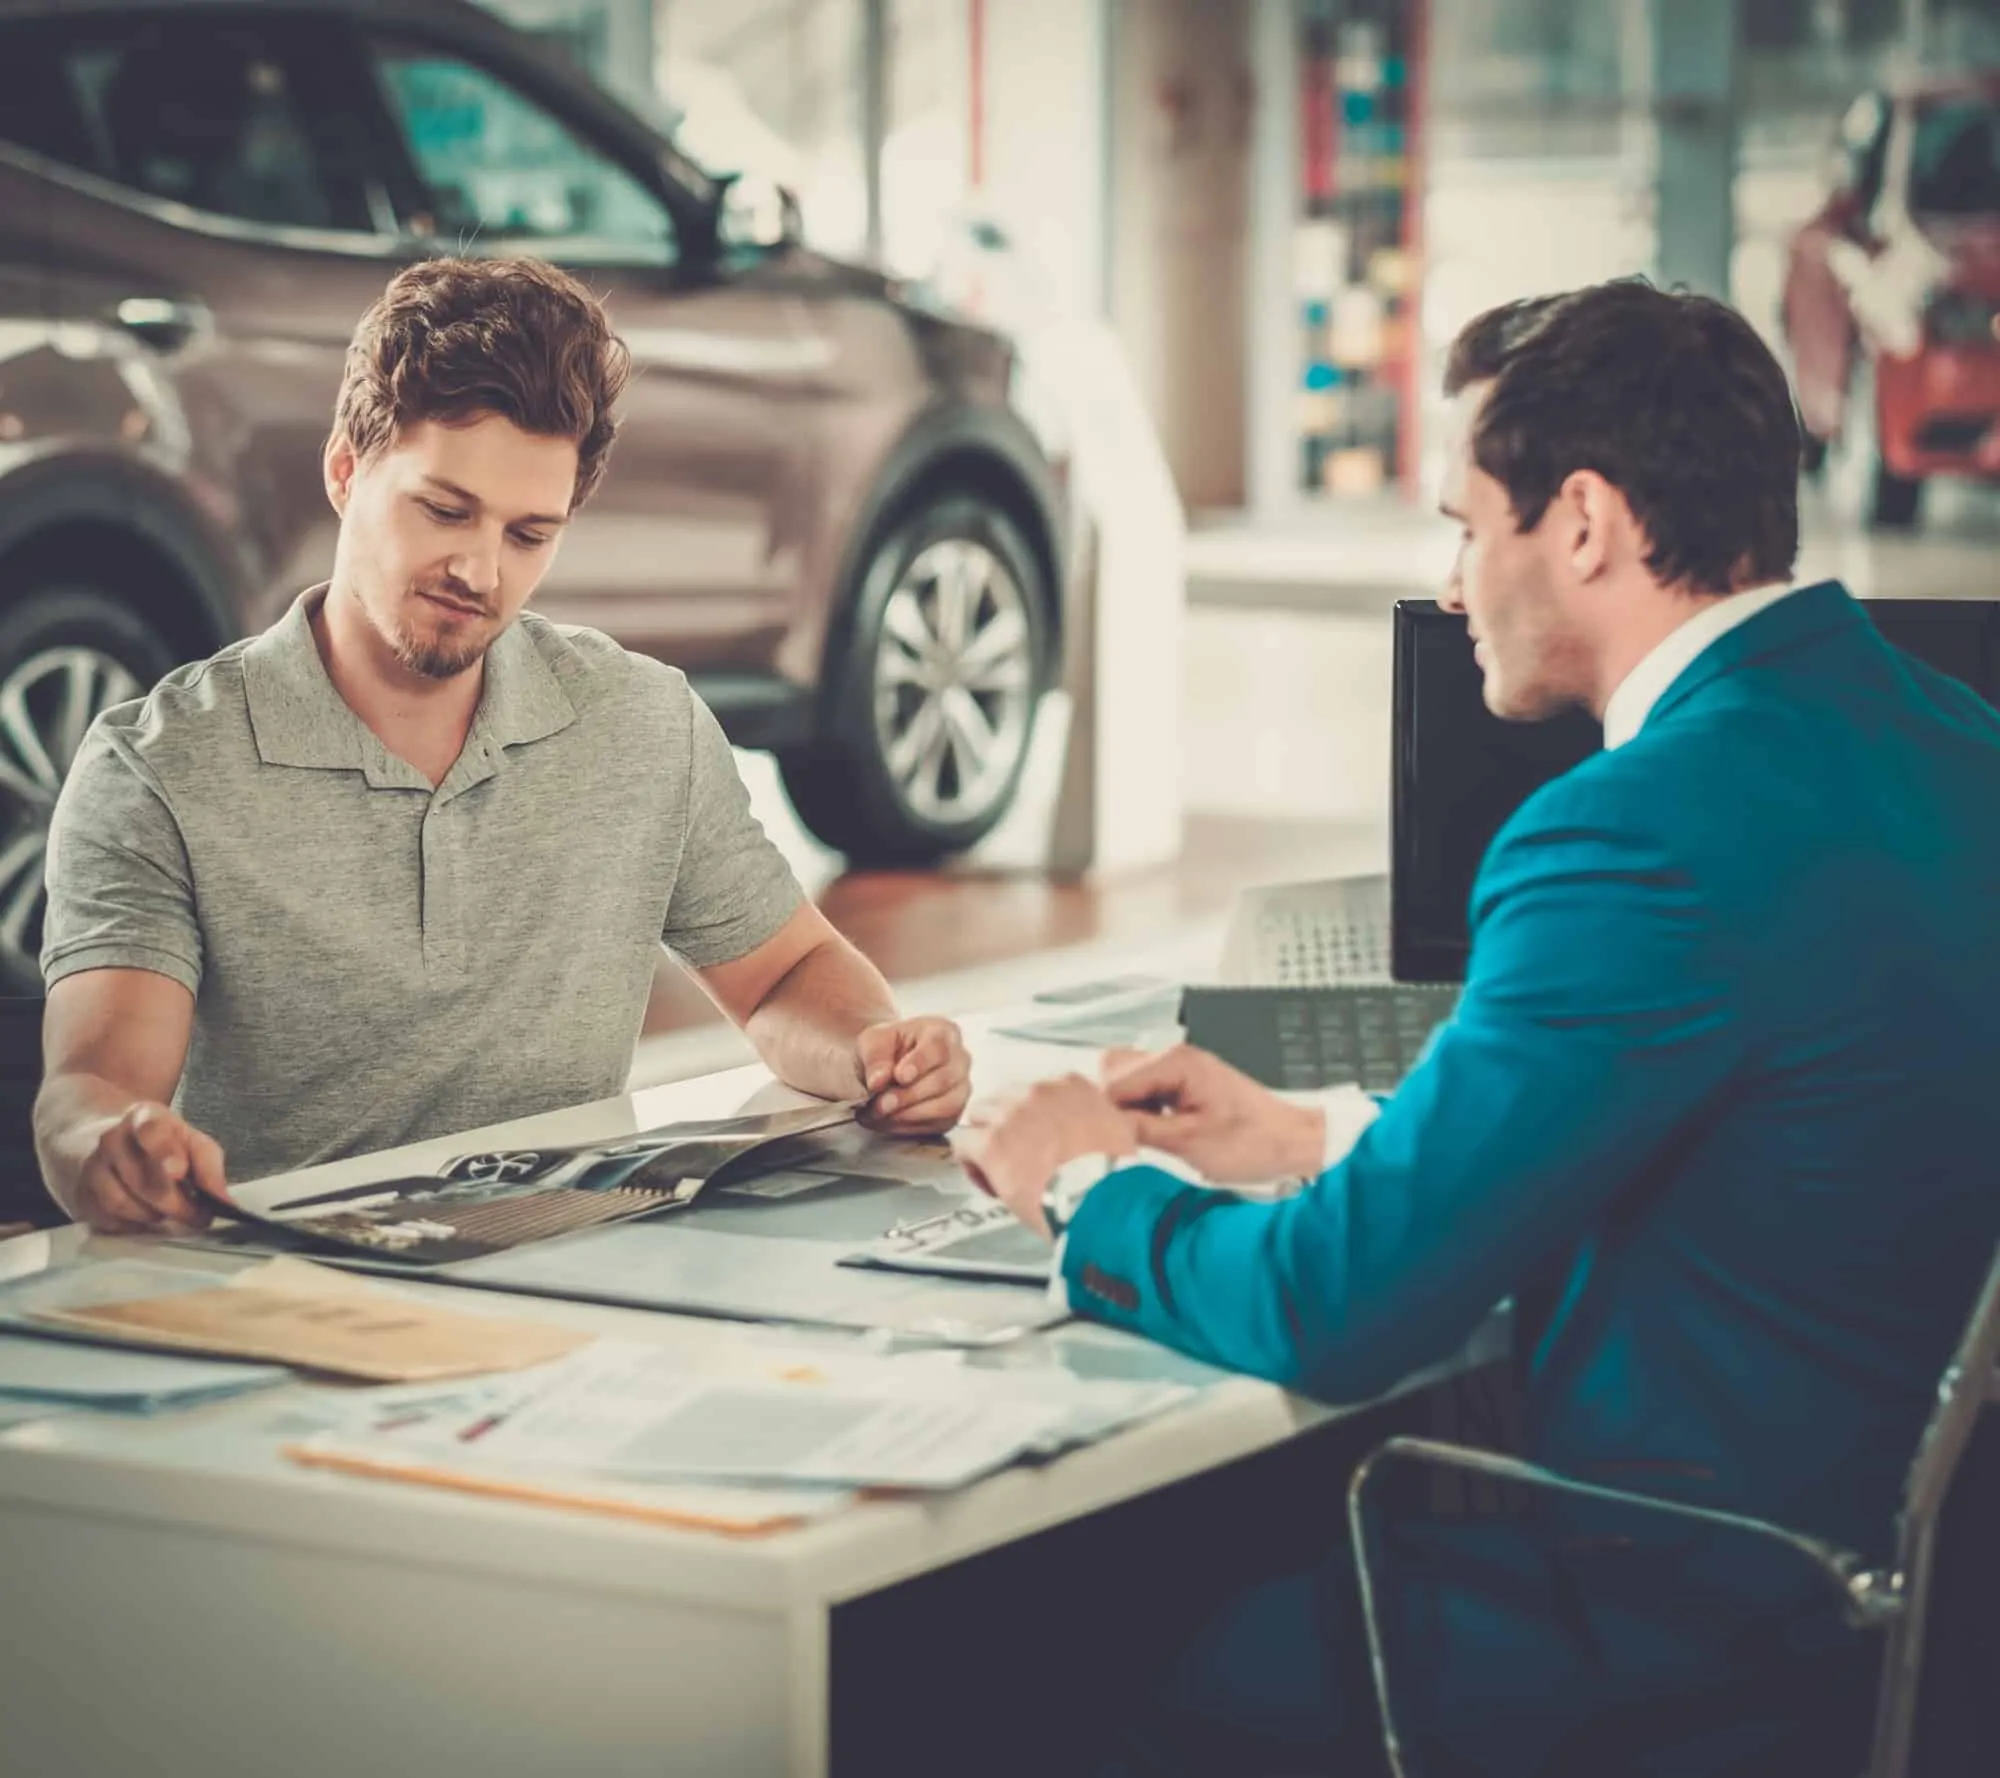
0;1331;288;1412
314;1339;1074;1490
991;985;1186;1049
846;1198;1056;1286
30;1257;592;1383
286;1441;851;1538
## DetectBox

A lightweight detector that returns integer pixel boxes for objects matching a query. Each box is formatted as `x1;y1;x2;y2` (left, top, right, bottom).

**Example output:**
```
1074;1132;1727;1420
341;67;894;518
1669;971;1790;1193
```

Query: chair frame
1346;1241;2000;1778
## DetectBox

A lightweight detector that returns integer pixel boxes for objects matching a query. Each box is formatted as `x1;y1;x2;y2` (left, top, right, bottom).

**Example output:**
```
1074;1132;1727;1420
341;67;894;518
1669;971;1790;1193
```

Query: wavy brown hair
333;256;632;511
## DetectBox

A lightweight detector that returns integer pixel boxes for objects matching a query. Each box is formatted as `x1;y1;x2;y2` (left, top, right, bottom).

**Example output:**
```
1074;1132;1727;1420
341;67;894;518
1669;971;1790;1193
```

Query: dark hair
1444;280;1801;595
334;257;632;510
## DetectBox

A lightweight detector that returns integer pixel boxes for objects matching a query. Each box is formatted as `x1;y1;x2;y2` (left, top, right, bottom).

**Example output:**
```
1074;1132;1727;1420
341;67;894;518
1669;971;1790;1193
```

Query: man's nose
450;535;502;598
1439;575;1466;614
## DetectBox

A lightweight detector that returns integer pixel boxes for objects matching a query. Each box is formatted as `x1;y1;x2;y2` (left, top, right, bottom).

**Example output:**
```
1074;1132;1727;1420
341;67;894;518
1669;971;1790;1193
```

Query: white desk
0;1029;1497;1778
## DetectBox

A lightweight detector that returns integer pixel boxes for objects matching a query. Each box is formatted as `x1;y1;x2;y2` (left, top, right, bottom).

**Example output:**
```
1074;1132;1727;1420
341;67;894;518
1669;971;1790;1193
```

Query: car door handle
113;296;210;351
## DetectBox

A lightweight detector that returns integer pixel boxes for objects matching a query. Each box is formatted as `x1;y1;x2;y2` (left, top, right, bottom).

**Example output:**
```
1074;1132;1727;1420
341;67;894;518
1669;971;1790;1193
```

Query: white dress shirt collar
1600;581;1803;749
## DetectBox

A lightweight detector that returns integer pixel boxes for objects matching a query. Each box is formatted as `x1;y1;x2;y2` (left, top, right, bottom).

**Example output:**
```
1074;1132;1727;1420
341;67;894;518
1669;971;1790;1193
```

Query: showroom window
1910;95;2000;217
368;41;679;266
0;17;373;234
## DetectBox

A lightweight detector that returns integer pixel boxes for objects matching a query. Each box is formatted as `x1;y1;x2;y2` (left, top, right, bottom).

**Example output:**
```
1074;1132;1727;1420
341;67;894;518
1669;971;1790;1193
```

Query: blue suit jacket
1064;581;2000;1562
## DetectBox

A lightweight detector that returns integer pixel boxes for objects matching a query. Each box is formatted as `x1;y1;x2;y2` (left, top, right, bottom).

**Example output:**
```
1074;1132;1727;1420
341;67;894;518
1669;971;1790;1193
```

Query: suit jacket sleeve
1059;774;1747;1399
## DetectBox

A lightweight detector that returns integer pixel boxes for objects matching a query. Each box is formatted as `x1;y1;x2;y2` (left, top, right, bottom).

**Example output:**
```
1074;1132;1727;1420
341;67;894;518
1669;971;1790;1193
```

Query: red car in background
1782;75;2000;529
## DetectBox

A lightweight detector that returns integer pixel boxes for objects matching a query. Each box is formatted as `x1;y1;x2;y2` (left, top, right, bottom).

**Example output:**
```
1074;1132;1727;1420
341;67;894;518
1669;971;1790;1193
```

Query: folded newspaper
194;1102;860;1269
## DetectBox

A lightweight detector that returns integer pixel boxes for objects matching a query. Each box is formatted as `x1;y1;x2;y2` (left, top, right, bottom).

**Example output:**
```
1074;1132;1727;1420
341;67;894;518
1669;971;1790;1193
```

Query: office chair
0;996;51;1233
1347;1240;2000;1778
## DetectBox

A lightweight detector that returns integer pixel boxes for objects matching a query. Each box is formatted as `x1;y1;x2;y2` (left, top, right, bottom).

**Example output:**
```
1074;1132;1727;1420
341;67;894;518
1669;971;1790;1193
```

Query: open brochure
194;1102;861;1269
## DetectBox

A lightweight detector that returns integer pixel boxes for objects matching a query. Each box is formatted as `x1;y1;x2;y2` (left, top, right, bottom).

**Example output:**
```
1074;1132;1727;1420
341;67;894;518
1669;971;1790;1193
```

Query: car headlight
1925;289;2000;347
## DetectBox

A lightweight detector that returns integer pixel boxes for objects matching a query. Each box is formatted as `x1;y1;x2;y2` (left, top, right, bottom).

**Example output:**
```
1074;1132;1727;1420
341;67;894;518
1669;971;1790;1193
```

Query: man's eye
511;532;550;550
421;500;467;523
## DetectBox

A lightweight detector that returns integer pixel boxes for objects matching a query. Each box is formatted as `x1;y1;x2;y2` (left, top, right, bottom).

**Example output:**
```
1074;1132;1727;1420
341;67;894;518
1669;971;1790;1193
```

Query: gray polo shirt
42;588;803;1182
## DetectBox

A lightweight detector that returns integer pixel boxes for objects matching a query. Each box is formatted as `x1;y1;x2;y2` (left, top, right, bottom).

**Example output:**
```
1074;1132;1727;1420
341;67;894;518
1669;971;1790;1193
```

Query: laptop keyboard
1178;984;1461;1094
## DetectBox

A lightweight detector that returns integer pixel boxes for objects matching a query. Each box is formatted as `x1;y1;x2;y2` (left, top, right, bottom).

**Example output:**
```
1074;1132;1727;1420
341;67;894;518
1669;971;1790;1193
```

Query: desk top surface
0;1020;1494;1612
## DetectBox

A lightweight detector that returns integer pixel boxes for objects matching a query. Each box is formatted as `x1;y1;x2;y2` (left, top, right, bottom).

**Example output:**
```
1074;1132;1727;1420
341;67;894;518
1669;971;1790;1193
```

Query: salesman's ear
1557;469;1623;585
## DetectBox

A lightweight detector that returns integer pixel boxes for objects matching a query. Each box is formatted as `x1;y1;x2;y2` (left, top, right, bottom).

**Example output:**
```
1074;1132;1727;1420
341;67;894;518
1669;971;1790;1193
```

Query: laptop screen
1390;596;2000;984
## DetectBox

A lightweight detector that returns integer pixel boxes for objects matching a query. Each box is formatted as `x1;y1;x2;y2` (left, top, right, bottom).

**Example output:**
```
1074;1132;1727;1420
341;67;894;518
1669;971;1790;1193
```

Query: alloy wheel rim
0;646;144;981
872;538;1035;826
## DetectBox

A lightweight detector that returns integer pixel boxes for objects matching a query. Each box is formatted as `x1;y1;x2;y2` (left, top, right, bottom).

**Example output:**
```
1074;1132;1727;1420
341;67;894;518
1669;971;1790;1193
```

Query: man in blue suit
958;280;2000;1775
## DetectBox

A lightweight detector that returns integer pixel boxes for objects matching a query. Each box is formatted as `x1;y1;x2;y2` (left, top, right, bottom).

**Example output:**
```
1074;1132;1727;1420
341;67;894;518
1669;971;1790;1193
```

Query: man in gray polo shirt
34;257;971;1232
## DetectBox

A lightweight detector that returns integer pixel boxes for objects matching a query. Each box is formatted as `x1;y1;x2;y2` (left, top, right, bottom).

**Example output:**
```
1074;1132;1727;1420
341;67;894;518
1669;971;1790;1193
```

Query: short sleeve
661;691;804;969
41;725;203;996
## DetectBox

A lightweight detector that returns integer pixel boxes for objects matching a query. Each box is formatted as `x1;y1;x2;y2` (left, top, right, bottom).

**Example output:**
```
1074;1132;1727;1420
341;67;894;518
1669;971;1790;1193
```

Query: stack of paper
291;1336;1195;1501
0;1331;288;1416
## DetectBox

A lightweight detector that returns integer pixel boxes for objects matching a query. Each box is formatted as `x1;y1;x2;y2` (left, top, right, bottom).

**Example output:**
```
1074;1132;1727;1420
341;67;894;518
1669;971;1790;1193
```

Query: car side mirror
715;172;803;254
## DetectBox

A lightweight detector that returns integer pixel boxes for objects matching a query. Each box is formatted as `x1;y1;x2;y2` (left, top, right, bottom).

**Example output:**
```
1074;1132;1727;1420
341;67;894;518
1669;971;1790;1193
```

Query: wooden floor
641;812;1382;1037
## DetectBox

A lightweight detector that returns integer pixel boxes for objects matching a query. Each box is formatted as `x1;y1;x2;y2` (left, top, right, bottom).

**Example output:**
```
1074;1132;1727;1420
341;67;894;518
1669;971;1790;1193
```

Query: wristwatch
1043;1152;1115;1239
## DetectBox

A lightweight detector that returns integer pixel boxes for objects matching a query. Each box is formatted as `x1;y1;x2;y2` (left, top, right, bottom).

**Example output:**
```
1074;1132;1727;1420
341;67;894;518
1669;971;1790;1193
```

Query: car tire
0;585;179;995
1828;351;1923;530
779;495;1048;865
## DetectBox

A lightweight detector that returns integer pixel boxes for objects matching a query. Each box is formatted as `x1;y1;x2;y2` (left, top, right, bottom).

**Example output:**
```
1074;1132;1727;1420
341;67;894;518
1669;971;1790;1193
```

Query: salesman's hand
855;1016;973;1135
58;1102;228;1235
1101;1044;1323;1186
952;1076;1138;1237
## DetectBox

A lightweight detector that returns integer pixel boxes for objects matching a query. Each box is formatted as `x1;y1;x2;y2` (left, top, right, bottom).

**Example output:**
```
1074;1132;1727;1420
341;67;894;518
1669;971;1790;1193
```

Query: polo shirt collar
243;586;576;785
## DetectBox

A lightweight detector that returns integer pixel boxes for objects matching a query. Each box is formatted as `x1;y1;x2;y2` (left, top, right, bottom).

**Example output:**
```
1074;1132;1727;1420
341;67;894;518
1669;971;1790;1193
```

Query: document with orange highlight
31;1256;590;1382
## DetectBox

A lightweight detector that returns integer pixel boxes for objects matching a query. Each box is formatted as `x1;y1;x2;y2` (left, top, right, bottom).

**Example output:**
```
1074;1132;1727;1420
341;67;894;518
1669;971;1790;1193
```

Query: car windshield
1909;95;2000;217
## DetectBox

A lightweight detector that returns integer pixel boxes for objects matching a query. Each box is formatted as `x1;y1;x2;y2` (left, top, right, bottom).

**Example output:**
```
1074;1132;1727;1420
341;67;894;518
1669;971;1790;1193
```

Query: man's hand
855;1016;972;1135
1101;1044;1323;1186
56;1102;228;1235
952;1075;1138;1237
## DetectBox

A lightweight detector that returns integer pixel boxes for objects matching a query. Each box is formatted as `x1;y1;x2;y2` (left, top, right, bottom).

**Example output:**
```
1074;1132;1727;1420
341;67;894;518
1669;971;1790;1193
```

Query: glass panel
1910;97;2000;218
371;42;677;266
19;17;367;233
658;0;868;260
0;26;97;172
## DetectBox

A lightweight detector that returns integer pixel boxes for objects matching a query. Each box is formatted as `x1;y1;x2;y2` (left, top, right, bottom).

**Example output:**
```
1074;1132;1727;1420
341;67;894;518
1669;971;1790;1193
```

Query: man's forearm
34;1071;141;1215
741;937;898;1102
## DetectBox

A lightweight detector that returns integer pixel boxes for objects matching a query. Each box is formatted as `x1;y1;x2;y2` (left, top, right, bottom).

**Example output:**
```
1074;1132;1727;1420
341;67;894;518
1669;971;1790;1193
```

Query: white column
978;0;1185;876
1247;0;1300;517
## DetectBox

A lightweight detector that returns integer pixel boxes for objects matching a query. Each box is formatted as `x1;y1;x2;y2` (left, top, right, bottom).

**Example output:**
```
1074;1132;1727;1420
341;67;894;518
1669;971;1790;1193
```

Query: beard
383;576;498;680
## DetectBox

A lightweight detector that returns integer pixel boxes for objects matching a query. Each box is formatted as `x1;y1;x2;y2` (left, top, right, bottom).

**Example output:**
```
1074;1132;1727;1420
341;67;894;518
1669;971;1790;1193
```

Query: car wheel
780;495;1047;865
1828;351;1923;530
0;586;177;994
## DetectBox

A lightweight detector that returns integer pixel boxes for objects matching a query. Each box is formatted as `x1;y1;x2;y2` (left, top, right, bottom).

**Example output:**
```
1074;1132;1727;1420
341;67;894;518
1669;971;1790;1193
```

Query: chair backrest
1872;1240;2000;1777
0;996;48;1228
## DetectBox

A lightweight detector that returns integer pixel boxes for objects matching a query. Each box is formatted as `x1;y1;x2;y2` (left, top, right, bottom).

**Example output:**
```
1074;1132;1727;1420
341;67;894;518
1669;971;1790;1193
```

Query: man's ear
323;434;358;517
1558;469;1620;585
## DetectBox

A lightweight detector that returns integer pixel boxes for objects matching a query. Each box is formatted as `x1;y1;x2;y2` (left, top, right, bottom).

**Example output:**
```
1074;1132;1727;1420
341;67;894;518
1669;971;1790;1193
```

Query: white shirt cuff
1280;1083;1384;1175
